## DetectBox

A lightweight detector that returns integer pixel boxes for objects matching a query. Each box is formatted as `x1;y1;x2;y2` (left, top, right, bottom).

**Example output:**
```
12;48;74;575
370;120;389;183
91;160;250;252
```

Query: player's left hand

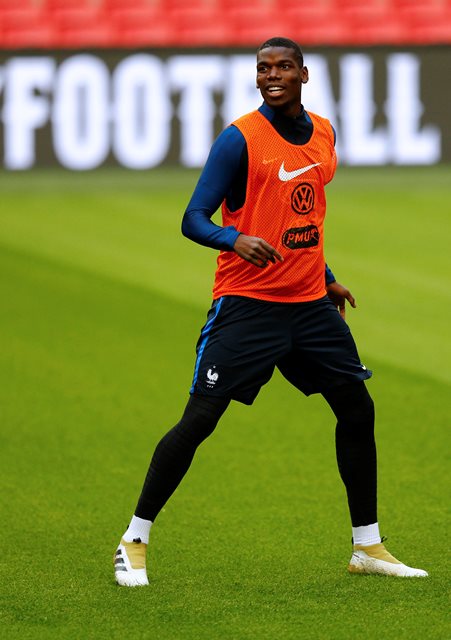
326;281;356;320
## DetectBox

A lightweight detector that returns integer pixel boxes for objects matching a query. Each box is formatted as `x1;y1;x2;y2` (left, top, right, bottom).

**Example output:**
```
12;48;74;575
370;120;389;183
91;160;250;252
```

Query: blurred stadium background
1;0;451;47
0;0;450;170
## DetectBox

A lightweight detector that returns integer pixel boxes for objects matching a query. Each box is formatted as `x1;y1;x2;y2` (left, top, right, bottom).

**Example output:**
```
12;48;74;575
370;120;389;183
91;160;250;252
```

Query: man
114;37;427;586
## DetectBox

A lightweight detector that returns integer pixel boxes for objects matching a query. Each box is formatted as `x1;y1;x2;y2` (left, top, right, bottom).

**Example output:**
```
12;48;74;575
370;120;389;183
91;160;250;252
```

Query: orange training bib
213;110;337;302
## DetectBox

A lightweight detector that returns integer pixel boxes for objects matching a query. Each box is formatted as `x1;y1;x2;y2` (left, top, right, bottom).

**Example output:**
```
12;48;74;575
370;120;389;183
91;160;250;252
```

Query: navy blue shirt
182;102;336;285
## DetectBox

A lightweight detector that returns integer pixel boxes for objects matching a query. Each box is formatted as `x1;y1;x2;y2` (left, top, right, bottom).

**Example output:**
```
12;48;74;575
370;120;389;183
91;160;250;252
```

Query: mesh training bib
213;110;337;302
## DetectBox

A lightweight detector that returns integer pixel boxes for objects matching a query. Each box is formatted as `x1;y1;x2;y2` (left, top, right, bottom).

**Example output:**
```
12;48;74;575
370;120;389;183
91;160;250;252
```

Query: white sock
122;515;152;544
352;522;381;546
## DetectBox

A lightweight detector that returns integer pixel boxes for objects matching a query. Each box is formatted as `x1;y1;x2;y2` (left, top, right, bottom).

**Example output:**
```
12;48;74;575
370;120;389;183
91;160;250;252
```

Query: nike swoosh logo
278;161;322;181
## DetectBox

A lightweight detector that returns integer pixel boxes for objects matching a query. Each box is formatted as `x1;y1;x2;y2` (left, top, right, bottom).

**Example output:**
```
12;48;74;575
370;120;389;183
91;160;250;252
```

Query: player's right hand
233;234;284;268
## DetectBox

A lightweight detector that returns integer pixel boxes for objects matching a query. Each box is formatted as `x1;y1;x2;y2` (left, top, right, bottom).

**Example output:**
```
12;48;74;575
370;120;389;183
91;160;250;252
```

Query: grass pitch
0;167;450;639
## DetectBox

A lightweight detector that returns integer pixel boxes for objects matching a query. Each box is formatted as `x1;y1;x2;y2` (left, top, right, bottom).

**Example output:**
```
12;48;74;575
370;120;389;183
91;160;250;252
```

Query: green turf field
0;167;449;640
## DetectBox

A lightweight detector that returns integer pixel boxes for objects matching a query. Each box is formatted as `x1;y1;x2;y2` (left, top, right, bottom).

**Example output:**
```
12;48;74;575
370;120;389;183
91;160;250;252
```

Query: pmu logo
282;225;320;249
291;182;314;214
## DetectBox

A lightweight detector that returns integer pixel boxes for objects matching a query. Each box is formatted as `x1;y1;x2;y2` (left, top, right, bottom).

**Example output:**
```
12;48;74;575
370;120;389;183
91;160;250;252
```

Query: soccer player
113;37;427;585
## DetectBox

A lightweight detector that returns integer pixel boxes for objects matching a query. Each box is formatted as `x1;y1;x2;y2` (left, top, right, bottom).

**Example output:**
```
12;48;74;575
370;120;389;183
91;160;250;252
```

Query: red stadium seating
0;0;450;48
0;6;56;48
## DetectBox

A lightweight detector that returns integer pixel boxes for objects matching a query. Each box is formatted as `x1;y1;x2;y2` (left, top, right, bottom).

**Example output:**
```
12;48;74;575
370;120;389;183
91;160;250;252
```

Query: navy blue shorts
190;295;372;405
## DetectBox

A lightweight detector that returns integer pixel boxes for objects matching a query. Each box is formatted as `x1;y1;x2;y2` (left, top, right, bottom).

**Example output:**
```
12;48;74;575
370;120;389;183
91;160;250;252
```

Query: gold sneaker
114;537;149;586
348;541;428;577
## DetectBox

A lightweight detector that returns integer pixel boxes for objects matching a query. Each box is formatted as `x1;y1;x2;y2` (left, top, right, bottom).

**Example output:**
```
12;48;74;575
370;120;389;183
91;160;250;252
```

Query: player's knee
344;391;374;439
351;384;374;423
175;394;230;445
325;381;375;432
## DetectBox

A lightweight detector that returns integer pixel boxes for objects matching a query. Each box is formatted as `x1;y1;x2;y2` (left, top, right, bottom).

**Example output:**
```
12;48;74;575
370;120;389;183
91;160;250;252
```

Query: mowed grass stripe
1;167;450;386
1;168;450;640
324;167;451;385
0;173;216;306
0;231;449;639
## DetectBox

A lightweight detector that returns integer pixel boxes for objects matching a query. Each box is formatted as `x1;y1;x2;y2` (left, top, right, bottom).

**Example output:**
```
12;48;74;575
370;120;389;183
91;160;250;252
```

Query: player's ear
301;66;309;84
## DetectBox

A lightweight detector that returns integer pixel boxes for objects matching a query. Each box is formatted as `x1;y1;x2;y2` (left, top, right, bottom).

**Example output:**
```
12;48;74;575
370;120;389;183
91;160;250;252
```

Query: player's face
256;47;308;117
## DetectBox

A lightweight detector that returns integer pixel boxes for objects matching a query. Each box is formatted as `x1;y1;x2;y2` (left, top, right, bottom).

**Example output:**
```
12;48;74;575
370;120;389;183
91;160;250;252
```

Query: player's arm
181;126;282;267
325;262;356;319
181;126;243;251
324;127;354;316
327;280;356;320
233;234;283;268
325;263;335;286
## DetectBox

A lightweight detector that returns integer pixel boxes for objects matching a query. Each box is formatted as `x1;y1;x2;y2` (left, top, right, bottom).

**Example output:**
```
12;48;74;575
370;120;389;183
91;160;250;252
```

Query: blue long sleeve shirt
182;102;336;285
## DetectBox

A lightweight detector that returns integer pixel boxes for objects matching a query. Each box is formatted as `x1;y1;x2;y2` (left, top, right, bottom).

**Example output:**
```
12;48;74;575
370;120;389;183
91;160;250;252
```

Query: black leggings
323;381;377;527
135;382;376;527
135;394;230;521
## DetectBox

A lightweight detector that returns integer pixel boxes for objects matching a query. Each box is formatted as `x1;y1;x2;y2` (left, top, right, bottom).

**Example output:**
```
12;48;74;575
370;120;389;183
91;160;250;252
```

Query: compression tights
323;381;377;527
135;394;230;522
135;382;376;527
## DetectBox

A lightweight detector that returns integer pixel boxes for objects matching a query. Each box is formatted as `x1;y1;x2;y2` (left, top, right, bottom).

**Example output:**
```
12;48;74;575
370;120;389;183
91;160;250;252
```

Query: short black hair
257;37;304;68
